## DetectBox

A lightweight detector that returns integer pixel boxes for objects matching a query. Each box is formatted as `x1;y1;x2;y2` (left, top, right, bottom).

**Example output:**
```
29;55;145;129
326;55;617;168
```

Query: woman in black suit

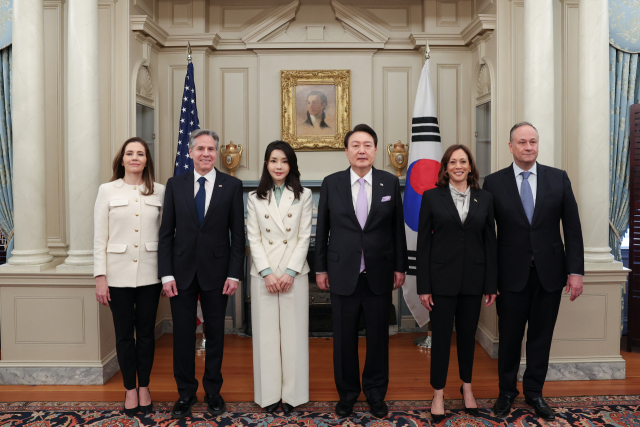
417;144;497;422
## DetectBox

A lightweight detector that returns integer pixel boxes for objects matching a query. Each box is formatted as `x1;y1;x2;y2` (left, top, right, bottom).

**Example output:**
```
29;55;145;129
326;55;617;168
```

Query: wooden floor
1;333;639;402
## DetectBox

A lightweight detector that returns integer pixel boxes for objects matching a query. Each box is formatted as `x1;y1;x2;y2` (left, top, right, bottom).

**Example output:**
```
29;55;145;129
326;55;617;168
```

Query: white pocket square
381;196;391;202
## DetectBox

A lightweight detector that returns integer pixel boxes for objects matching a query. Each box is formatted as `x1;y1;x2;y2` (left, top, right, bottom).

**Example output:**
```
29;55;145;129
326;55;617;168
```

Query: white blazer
93;179;165;288
247;186;313;278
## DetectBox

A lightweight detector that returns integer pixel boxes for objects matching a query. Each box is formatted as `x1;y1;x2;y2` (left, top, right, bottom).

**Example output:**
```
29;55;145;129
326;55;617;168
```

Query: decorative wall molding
131;15;169;46
477;63;491;98
461;14;496;45
331;0;389;44
436;0;459;27
136;65;154;108
242;0;299;45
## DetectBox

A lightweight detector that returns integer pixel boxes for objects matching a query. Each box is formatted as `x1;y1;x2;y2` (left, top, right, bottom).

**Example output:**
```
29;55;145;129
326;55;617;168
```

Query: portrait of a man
296;85;336;136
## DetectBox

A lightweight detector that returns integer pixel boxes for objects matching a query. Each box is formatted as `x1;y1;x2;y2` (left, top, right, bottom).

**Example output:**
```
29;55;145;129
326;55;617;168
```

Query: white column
6;0;53;268
523;0;555;166
59;0;101;270
577;0;614;264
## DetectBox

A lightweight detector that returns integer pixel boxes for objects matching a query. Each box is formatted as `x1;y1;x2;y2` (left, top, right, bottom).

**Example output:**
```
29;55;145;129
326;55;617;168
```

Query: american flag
174;61;204;327
174;61;200;176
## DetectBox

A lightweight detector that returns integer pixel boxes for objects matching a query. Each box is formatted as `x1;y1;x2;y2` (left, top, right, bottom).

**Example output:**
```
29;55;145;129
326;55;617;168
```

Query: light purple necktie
356;178;368;272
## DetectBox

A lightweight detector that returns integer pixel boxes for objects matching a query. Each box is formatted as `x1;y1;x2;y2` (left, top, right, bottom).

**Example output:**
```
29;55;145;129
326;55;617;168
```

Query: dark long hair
255;141;303;201
110;137;155;195
436;144;480;189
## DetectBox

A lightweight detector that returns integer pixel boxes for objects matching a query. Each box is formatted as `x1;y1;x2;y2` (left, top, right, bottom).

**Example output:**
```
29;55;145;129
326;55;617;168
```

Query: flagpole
410;37;433;349
187;41;192;63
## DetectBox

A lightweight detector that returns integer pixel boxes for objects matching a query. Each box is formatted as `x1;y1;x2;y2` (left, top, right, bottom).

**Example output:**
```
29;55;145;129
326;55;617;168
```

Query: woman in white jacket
246;141;313;413
94;137;164;416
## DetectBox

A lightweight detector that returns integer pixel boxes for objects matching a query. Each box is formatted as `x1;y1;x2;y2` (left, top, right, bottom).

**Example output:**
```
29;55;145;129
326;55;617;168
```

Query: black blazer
416;186;497;296
482;163;584;293
315;167;408;296
158;169;245;291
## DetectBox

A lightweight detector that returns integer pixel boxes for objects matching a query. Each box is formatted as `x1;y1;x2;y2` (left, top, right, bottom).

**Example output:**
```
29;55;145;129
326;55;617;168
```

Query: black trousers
330;273;392;402
497;265;562;398
429;293;482;390
170;274;228;398
109;283;162;390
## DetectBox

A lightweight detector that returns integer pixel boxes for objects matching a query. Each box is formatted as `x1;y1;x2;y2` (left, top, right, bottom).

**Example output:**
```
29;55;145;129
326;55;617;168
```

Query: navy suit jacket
482;163;584;292
158;168;245;291
315;167;408;296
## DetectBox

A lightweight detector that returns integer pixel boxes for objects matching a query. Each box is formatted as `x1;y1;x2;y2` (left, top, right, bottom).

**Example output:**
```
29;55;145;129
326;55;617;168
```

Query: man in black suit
315;124;408;419
159;129;245;419
483;122;584;421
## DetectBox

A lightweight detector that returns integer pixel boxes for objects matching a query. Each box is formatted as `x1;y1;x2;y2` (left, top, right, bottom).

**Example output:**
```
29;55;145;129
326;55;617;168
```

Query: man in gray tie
482;122;584;421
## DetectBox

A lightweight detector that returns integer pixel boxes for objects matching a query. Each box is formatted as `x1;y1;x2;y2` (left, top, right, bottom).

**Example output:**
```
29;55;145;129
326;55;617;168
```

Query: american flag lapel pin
380;183;383;186
474;198;477;202
219;185;222;187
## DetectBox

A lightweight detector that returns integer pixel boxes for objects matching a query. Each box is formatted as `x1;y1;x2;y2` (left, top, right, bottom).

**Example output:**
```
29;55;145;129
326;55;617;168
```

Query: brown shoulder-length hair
110;137;155;195
436;144;480;189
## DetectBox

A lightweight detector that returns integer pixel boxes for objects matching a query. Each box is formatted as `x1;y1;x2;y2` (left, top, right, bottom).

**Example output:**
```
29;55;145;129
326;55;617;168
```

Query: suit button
269;240;273;245
266;228;270;232
135;228;139;232
134;186;137;190
133;259;138;262
284;240;288;244
135;213;139;216
134;244;138;248
265;214;269;219
135;198;139;202
286;228;291;232
288;213;292;217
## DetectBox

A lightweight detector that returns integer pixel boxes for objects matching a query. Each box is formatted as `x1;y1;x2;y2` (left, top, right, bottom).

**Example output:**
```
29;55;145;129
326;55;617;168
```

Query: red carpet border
1;396;640;426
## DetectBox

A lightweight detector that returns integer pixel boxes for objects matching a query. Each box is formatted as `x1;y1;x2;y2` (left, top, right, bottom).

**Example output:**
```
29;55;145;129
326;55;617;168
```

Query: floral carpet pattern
1;396;640;426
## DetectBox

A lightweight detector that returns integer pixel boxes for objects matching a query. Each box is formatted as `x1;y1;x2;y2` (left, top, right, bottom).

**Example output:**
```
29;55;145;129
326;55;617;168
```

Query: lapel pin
474;198;477;203
380;183;384;186
219;185;222;187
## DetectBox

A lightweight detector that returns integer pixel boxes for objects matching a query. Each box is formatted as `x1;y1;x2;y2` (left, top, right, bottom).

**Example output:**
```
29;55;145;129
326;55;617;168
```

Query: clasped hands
316;271;406;291
264;273;295;293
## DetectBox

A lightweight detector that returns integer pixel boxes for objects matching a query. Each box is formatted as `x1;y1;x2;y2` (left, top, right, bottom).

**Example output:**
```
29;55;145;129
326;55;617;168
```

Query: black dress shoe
205;393;226;416
335;399;355;417
460;385;479;417
281;402;295;414
171;395;197;419
264;400;281;413
493;393;515;417
368;400;388;419
525;396;555;421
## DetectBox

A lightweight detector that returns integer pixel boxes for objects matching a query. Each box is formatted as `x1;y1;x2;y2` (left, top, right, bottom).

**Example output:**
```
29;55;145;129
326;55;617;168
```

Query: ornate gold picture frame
281;70;351;151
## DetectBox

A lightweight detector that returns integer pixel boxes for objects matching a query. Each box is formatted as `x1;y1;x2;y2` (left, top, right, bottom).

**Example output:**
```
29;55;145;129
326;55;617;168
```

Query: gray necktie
520;171;534;224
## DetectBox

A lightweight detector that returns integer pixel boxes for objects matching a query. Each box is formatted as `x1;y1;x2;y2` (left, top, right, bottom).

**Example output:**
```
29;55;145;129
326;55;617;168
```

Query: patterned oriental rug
1;396;640;426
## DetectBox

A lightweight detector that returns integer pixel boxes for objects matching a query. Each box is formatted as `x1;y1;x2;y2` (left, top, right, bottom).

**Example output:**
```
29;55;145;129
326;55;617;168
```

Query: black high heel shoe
430;393;446;423
123;391;139;417
138;388;153;414
460;385;479;417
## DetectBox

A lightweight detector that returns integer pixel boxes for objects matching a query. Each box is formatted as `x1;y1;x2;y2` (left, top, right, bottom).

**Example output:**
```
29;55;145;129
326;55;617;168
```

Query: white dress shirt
309;114;323;128
161;168;239;285
350;167;373;214
513;162;537;205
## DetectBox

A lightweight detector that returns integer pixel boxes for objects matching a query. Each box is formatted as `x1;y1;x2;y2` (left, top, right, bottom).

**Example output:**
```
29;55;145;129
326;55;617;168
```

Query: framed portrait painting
281;70;351;151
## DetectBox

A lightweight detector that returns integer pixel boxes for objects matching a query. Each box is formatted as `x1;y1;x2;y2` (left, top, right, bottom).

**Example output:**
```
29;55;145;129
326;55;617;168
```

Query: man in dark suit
159;129;245;419
315;123;408;419
483;122;584;421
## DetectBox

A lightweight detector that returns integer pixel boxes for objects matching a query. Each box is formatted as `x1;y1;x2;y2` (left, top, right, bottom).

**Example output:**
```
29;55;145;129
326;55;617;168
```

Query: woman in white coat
94;137;164;416
247;140;313;413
